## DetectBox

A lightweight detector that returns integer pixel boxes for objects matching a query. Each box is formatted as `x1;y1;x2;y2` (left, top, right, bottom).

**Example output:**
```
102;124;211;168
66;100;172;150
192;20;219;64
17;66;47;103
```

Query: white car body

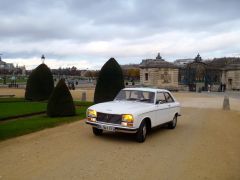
86;88;181;135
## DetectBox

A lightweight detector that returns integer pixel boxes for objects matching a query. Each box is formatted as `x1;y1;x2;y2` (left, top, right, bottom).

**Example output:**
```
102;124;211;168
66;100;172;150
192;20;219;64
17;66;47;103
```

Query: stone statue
195;53;202;62
156;53;162;60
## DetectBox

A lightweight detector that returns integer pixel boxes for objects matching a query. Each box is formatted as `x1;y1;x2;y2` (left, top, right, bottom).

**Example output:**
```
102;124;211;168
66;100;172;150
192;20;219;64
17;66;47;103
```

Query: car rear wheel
168;115;177;129
136;121;147;143
92;127;103;136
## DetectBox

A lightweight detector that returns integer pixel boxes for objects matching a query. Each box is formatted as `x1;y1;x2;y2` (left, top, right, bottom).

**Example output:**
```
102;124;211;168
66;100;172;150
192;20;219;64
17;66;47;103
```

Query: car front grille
97;112;122;124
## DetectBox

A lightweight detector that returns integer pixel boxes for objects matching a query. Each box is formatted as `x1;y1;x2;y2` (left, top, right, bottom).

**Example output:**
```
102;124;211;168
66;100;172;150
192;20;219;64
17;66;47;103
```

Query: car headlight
87;109;97;117
87;109;97;122
121;114;134;127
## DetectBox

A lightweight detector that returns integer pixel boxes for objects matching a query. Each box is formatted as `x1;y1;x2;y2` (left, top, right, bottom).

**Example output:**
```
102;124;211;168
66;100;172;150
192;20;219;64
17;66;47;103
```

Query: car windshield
115;90;155;103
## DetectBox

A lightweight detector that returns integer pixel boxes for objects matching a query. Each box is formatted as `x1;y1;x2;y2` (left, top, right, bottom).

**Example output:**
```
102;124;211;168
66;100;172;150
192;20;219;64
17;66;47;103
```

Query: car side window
130;91;138;99
164;92;174;103
156;92;166;104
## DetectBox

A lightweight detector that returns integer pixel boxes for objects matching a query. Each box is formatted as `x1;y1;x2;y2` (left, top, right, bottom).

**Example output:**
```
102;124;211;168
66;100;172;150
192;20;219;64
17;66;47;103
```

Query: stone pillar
222;95;230;110
81;92;87;102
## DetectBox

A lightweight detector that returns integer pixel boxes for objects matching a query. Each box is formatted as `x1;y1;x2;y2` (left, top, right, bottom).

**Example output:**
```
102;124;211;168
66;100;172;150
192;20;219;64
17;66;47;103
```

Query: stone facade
140;53;179;90
206;57;240;91
140;53;240;91
222;70;240;90
140;68;178;88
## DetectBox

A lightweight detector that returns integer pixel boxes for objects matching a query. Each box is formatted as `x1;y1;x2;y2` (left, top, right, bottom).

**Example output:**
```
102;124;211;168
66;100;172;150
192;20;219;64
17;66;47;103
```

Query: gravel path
174;92;240;111
0;107;240;180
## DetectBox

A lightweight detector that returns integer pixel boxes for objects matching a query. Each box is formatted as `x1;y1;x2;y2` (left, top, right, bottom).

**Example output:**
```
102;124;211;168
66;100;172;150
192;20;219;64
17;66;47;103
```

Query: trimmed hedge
25;63;54;101
47;79;76;117
94;58;125;103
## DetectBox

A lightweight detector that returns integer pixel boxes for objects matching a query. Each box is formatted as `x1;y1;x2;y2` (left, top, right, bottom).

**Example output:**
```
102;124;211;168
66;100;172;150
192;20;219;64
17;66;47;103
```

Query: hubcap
142;124;147;138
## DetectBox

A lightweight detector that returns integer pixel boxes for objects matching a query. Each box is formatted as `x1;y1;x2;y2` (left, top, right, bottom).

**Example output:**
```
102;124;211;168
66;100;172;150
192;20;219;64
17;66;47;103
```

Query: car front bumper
86;120;138;133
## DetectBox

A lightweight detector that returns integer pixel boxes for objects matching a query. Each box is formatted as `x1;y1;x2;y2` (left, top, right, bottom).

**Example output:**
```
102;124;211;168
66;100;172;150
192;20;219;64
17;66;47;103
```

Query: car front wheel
168;115;177;129
136;121;147;143
92;127;103;136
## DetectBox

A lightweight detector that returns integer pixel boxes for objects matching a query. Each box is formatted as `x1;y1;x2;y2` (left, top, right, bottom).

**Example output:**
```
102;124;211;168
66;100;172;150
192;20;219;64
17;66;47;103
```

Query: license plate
97;124;115;132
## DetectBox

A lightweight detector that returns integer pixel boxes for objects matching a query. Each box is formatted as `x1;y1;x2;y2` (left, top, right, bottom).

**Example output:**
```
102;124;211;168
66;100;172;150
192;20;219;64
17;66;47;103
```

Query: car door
163;92;176;122
153;92;169;126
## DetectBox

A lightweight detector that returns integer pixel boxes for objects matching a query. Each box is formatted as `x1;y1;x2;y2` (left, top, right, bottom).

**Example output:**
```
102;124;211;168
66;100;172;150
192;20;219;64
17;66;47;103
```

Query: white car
86;88;180;142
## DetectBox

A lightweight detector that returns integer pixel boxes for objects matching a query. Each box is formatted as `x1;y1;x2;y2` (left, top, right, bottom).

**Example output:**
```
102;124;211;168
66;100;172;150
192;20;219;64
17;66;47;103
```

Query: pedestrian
208;84;210;92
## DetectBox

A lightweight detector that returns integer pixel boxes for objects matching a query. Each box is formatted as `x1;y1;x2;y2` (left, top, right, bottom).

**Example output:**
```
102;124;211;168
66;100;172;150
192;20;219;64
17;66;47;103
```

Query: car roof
123;87;170;93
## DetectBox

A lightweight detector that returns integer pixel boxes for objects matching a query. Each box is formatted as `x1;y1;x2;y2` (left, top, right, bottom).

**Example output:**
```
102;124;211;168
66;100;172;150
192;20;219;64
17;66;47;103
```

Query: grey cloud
67;0;240;28
1;0;240;39
0;0;240;60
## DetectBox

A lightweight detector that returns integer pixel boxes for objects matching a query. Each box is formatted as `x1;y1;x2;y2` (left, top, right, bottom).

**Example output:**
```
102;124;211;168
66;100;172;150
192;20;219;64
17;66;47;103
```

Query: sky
0;0;240;70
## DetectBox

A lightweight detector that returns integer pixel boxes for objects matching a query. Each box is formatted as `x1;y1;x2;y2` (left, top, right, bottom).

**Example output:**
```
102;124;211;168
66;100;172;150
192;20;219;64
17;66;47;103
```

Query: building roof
0;59;7;66
205;57;240;70
174;59;194;67
140;59;177;69
139;53;178;69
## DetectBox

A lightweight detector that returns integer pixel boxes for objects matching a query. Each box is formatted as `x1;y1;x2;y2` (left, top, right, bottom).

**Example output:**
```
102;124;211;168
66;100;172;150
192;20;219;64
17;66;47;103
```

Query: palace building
139;53;179;90
0;56;14;70
0;55;26;75
140;53;240;91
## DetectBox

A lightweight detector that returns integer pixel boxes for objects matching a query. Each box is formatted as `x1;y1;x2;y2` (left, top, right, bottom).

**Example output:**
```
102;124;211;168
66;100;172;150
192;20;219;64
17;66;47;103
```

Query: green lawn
0;101;47;120
0;98;25;103
0;107;87;141
0;99;93;120
0;98;92;140
0;76;28;84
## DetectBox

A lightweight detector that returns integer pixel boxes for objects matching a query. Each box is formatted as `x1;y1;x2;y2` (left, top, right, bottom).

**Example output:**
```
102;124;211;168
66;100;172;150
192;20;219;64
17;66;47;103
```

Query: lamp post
0;54;7;85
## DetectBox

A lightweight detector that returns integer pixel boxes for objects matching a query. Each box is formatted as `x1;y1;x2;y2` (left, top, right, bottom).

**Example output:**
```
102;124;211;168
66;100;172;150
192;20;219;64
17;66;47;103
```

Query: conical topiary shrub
47;79;76;117
94;58;125;104
25;63;54;101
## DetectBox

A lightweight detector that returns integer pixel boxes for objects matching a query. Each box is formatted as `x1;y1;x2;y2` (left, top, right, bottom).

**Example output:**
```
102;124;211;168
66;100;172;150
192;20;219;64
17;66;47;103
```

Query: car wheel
168;115;177;129
136;121;147;143
92;127;103;136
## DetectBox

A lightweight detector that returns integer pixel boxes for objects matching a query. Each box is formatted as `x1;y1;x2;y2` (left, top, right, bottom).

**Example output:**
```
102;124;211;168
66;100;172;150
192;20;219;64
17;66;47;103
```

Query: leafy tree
94;58;125;103
25;63;54;101
47;79;75;117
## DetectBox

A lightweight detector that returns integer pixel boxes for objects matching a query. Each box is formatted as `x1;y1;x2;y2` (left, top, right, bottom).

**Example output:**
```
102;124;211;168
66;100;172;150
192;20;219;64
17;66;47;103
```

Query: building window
228;79;232;85
145;73;148;81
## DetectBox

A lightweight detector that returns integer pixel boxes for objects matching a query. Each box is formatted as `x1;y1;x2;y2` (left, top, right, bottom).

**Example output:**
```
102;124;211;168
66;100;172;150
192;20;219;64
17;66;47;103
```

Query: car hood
88;100;153;115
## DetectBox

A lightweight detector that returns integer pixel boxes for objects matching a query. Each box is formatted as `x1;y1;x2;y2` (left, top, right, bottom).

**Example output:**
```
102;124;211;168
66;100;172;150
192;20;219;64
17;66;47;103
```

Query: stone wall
140;67;240;91
140;68;179;89
226;70;240;90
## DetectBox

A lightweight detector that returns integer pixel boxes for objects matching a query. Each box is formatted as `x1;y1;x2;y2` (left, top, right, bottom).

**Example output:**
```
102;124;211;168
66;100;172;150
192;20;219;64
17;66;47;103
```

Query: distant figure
223;84;226;92
208;84;211;92
220;83;223;92
71;82;75;90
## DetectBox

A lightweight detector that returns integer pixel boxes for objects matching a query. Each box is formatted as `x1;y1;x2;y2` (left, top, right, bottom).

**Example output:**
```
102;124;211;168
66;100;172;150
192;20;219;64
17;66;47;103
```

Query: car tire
136;121;147;143
92;127;103;136
168;115;177;129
